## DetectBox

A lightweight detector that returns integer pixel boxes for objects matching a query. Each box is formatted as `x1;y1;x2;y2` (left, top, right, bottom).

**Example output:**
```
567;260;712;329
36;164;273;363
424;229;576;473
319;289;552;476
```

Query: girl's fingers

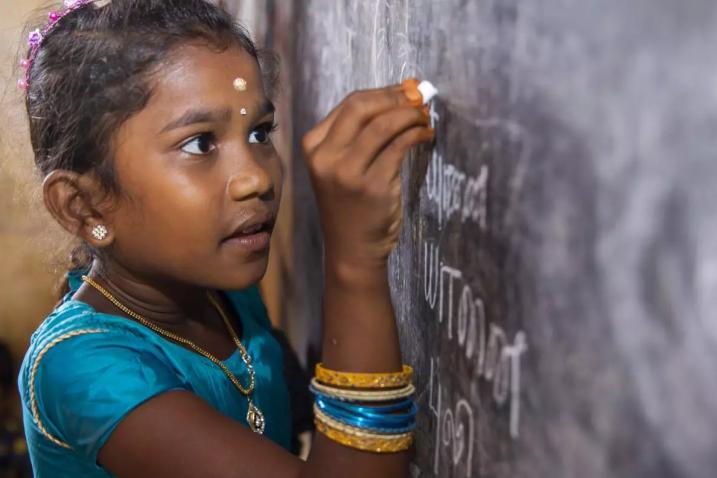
366;125;435;182
322;85;412;150
344;105;429;174
301;100;345;155
303;85;405;155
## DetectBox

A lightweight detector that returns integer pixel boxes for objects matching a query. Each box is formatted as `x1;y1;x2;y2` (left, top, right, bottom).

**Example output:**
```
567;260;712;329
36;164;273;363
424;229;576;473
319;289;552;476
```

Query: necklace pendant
247;401;265;435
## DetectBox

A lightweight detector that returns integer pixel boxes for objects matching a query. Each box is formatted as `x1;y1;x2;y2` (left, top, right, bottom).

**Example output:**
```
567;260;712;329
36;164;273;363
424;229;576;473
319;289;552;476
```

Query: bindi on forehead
233;77;249;115
156;44;262;95
130;46;267;133
233;77;247;91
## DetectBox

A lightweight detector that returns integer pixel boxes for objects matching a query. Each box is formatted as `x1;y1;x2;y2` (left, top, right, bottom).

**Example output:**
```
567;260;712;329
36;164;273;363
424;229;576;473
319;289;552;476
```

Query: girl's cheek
274;155;284;183
260;147;283;188
273;156;285;197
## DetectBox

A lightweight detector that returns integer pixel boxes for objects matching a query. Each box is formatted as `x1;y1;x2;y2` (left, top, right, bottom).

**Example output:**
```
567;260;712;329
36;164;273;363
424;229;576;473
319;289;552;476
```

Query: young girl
16;1;433;476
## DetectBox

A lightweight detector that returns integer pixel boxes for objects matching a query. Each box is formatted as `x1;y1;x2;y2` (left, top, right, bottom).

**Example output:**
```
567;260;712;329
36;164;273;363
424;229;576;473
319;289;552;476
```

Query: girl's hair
21;0;274;294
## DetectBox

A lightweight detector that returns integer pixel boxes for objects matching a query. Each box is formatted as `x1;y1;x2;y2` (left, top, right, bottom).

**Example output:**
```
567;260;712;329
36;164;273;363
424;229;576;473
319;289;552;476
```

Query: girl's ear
42;170;115;247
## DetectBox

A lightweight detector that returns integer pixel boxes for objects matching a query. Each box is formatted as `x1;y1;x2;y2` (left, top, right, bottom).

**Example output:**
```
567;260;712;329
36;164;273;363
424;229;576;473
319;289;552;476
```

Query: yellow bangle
315;363;413;389
310;378;415;402
314;414;413;453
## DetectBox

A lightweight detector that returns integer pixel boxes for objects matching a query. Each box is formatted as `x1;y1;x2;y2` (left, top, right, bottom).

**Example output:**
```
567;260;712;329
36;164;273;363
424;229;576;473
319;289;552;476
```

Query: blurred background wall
1;4;56;475
0;0;60;392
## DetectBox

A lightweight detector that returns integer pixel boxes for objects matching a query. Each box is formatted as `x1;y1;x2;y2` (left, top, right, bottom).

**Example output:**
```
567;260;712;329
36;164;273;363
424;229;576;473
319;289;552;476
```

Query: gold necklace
81;275;266;435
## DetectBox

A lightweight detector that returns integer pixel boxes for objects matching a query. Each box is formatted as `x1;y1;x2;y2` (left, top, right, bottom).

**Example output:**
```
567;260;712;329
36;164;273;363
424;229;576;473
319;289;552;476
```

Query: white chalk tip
418;80;439;104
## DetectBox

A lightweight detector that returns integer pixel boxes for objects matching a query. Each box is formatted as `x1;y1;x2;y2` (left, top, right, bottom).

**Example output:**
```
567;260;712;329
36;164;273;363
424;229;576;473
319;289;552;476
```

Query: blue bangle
315;397;417;430
319;396;417;421
309;383;418;433
316;402;417;434
315;396;416;422
315;393;414;414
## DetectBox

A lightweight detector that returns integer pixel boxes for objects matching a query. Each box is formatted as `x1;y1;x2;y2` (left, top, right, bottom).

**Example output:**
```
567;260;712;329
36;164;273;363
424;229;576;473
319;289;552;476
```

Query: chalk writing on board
419;96;528;476
425;151;489;230
424;102;490;231
423;237;528;440
429;356;476;478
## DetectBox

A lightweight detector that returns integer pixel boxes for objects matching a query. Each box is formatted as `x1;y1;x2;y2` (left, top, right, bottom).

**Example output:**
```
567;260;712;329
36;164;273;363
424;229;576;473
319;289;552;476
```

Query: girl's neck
73;260;212;327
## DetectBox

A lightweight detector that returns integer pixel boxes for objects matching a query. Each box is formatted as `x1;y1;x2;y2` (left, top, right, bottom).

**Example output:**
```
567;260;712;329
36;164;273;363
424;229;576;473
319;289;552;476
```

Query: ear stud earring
240;108;248;116
233;77;247;91
91;224;108;241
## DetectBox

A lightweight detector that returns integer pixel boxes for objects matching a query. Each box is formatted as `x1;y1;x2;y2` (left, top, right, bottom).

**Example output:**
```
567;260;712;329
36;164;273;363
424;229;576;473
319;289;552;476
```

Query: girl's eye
180;133;217;156
249;122;278;145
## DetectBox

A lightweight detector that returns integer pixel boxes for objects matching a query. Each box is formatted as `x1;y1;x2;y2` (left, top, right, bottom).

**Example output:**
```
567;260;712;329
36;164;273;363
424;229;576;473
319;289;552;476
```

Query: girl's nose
226;158;273;201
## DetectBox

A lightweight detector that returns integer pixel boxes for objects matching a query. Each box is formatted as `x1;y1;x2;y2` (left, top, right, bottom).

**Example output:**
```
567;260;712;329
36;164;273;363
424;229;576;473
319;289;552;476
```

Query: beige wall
0;1;62;369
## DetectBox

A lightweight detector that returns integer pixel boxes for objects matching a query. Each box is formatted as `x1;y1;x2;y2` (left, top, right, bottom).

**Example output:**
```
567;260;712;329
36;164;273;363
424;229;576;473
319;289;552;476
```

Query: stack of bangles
310;363;416;453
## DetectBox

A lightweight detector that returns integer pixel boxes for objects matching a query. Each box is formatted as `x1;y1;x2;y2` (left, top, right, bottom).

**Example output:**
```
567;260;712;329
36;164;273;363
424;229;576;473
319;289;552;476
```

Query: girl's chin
216;256;270;288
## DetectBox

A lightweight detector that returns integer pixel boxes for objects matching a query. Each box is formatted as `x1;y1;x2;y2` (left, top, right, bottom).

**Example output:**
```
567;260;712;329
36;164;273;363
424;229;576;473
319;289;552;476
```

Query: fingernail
401;78;423;107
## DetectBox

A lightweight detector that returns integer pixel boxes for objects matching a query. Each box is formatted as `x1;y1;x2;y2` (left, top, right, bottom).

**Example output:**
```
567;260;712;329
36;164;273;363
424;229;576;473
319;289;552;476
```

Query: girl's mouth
222;214;275;252
222;228;271;252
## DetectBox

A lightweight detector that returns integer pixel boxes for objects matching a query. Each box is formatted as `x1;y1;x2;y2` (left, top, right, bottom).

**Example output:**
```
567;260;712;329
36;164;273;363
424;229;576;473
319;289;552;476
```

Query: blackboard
286;1;717;477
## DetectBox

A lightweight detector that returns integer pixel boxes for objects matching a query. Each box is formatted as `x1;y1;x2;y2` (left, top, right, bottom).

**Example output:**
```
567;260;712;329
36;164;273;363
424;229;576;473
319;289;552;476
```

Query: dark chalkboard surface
287;1;717;477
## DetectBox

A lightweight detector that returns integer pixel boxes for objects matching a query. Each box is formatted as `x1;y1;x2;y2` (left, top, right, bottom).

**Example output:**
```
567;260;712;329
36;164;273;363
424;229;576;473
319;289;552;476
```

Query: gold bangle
315;363;413;389
313;405;413;437
310;378;415;402
314;415;413;453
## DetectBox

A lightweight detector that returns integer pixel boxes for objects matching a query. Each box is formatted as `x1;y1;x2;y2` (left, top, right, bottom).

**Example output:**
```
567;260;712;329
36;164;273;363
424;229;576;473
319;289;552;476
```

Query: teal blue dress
17;270;292;477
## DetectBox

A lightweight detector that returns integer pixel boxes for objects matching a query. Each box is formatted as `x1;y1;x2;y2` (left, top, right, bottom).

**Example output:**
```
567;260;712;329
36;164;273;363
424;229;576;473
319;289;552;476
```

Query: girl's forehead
149;43;264;105
116;43;269;142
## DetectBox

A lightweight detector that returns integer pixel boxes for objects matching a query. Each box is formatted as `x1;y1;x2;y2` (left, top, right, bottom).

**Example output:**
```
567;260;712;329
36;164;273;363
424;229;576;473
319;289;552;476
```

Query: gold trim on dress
29;328;109;449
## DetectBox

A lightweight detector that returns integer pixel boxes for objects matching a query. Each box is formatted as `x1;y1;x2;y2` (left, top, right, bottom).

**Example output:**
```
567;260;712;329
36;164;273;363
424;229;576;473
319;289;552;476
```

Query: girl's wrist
324;254;389;290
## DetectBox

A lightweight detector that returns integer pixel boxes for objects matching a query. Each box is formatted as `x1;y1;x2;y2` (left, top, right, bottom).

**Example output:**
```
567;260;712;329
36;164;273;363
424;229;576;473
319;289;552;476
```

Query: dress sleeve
27;326;187;464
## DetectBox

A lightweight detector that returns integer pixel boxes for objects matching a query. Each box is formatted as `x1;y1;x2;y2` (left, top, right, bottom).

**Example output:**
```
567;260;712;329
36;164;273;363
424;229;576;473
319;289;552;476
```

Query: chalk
417;80;439;104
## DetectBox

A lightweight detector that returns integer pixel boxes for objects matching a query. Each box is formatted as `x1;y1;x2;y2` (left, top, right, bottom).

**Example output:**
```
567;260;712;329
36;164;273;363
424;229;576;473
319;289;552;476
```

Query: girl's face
105;43;282;291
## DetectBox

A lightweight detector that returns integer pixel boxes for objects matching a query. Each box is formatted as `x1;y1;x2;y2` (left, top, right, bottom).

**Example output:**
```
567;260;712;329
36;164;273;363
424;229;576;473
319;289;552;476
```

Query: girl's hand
301;84;434;277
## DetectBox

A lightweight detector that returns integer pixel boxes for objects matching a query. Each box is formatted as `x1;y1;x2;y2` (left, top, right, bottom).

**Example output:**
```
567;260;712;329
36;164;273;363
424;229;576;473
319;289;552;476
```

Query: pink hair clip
18;0;96;90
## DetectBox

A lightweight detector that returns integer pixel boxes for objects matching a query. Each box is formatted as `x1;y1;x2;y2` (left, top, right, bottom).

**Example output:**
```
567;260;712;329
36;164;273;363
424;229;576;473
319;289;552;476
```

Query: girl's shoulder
18;283;274;415
18;298;189;461
28;297;151;347
21;297;171;381
25;278;271;354
17;281;287;463
20;283;272;387
18;296;189;408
